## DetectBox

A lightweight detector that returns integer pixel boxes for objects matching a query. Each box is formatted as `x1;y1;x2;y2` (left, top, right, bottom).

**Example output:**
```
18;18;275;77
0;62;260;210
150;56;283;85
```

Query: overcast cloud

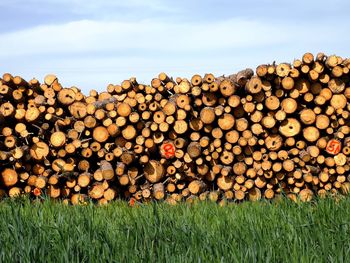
0;0;349;93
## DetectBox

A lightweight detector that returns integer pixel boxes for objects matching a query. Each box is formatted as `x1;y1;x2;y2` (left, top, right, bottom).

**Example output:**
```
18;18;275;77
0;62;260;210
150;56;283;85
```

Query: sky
0;0;350;93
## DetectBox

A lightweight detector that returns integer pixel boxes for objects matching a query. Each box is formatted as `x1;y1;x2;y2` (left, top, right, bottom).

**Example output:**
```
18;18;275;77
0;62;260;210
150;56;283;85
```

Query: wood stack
1;52;350;204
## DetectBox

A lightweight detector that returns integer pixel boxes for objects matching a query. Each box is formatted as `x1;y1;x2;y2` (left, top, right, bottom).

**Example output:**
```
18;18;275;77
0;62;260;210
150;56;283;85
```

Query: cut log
153;183;165;200
200;107;215;124
89;184;105;199
144;160;165;183
245;77;262;94
58;88;76;105
1;169;18;187
299;189;313;202
44;74;57;86
50;132;66;148
279;118;301;137
93;126;109;143
303;127;320;142
30;141;49;161
188;180;206;195
187;142;201;158
219;79;235;97
100;161;114;180
218;114;235;130
217;175;233;191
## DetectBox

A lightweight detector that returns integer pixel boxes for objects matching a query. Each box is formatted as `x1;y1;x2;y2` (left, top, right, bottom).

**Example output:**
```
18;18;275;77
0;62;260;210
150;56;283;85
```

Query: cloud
0;0;173;18
0;18;289;57
0;13;350;93
0;0;169;11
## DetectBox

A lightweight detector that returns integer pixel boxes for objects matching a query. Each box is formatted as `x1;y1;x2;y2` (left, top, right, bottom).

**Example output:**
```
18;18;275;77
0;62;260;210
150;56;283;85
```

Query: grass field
0;197;350;262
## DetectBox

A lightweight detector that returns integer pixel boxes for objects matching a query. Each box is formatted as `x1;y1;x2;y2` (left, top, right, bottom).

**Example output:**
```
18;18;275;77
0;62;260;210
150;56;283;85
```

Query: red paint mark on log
326;139;341;155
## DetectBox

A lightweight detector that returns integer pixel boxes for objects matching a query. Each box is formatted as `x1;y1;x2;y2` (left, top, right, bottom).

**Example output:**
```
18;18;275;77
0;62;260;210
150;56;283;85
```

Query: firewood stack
1;52;350;205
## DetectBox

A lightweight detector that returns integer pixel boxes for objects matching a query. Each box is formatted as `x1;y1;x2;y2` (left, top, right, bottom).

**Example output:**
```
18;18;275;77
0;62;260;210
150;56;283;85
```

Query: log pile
1;52;350;205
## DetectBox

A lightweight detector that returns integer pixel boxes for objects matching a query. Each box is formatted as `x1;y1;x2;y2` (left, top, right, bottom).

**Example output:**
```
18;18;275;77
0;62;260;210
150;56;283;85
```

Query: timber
0;52;349;204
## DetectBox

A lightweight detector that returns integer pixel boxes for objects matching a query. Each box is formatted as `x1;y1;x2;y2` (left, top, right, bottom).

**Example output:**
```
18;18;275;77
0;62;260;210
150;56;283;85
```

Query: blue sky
0;0;349;93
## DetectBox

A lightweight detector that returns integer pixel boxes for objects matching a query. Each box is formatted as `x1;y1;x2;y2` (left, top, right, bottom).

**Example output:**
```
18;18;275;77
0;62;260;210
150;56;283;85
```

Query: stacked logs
1;52;350;205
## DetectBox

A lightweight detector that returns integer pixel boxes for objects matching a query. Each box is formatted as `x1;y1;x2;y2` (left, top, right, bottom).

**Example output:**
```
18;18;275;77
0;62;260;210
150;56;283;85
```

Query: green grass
0;197;350;263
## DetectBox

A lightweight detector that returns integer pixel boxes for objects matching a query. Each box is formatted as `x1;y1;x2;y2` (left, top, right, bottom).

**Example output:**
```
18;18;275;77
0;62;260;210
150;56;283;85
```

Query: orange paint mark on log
33;187;41;197
129;197;136;207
